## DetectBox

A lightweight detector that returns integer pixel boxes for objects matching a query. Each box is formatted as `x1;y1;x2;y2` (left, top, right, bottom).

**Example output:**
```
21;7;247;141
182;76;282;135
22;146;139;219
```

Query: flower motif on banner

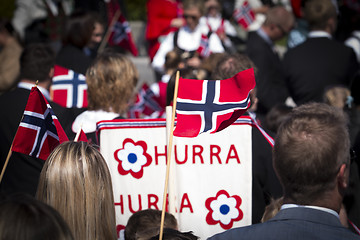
205;190;243;229
114;138;152;179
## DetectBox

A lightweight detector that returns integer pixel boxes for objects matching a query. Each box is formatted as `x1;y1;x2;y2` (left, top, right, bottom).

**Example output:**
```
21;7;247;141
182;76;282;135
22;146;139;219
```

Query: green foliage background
0;0;15;19
125;0;147;21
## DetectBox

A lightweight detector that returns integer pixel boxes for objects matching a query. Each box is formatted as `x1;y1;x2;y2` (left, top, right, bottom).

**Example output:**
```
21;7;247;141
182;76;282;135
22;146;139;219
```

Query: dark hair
0;18;15;35
351;70;360;105
211;53;257;80
148;228;198;240
125;209;178;240
166;67;198;106
304;0;337;30
20;43;55;82
0;194;74;240
264;104;293;134
63;10;95;48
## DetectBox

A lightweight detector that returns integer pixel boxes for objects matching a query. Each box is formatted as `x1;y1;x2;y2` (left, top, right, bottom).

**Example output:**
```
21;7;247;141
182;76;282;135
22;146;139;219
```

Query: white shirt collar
308;31;332;39
17;82;51;100
72;110;120;133
257;27;273;46
281;203;340;219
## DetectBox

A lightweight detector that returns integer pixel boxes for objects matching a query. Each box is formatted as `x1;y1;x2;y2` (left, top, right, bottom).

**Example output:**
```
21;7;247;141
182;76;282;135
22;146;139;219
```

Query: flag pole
159;71;180;240
74;124;83;142
98;8;121;54
0;144;13;184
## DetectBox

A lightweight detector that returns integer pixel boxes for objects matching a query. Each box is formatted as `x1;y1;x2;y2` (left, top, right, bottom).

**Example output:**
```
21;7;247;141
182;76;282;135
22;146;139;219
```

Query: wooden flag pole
98;8;121;54
0;144;13;184
159;71;180;240
74;124;83;142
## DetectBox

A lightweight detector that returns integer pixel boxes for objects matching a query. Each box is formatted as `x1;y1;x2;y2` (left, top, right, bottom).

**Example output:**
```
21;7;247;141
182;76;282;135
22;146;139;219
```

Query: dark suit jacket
0;87;84;196
246;31;289;115
209;207;360;240
283;37;359;105
251;124;282;224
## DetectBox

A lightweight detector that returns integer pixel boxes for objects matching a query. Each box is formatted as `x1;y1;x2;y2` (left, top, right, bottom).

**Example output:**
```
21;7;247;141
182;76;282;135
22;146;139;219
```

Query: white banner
98;117;253;239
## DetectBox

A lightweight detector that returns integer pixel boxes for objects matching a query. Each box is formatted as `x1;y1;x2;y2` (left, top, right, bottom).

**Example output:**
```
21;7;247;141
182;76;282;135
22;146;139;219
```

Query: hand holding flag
173;68;256;137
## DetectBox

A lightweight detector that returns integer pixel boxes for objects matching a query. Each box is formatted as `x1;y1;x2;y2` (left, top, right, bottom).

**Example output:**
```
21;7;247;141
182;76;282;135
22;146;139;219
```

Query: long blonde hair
36;141;117;240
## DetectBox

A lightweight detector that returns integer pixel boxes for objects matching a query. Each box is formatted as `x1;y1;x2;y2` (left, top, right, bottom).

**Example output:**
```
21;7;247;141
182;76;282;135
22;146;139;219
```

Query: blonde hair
86;52;138;114
36;141;117;240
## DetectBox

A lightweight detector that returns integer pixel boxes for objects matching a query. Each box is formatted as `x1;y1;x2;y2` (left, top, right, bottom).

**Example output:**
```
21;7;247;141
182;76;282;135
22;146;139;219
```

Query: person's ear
337;163;349;189
49;67;54;79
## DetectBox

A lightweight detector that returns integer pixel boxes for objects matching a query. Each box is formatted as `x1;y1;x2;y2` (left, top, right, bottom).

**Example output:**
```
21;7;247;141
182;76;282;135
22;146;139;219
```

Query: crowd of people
0;0;360;239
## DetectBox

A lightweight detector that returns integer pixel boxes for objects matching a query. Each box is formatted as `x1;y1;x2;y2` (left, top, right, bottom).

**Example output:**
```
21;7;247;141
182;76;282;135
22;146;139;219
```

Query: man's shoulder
208;223;271;240
208;208;360;240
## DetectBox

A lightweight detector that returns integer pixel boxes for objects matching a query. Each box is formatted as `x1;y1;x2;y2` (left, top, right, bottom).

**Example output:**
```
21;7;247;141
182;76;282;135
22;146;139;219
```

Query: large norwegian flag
51;65;88;108
106;0;138;56
12;87;69;160
173;68;256;137
196;34;211;58
233;1;255;30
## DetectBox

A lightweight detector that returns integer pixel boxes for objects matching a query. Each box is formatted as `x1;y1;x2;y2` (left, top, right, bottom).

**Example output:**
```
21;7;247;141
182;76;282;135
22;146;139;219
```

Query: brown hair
211;53;257;80
304;0;337;30
36;141;117;240
273;103;350;204
86;52;138;114
63;10;95;48
261;197;284;222
263;6;295;33
182;0;205;15
125;209;178;240
0;194;74;240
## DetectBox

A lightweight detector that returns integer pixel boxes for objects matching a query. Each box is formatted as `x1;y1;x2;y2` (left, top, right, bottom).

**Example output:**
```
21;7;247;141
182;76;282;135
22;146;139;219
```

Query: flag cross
52;71;86;108
234;4;253;24
176;80;250;132
113;21;129;44
20;106;59;158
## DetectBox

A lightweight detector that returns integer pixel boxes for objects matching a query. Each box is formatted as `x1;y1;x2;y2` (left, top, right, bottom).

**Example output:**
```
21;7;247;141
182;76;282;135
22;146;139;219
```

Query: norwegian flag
51;65;88;108
173;68;256;137
127;84;162;118
233;1;255;29
106;0;138;56
12;87;69;160
74;128;88;142
196;34;211;58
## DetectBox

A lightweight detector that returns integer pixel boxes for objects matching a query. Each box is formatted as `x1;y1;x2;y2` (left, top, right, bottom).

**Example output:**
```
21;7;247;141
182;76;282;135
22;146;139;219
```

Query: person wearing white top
151;0;224;72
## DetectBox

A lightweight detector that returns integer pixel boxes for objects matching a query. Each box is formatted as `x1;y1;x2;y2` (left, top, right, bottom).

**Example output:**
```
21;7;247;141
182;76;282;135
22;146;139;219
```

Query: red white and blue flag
106;0;138;56
173;68;256;137
12;87;69;160
127;83;162;118
197;34;211;58
51;65;88;108
233;1;255;30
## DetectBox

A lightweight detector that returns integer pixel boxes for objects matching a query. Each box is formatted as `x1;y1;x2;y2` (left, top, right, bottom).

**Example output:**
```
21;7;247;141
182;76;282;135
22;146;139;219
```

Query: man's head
212;53;258;112
183;0;205;31
273;103;350;207
19;43;55;83
304;0;337;33
262;6;295;42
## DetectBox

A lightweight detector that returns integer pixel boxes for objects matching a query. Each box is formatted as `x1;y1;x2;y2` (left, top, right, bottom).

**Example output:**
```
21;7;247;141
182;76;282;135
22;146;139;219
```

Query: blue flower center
220;204;230;215
128;153;137;164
